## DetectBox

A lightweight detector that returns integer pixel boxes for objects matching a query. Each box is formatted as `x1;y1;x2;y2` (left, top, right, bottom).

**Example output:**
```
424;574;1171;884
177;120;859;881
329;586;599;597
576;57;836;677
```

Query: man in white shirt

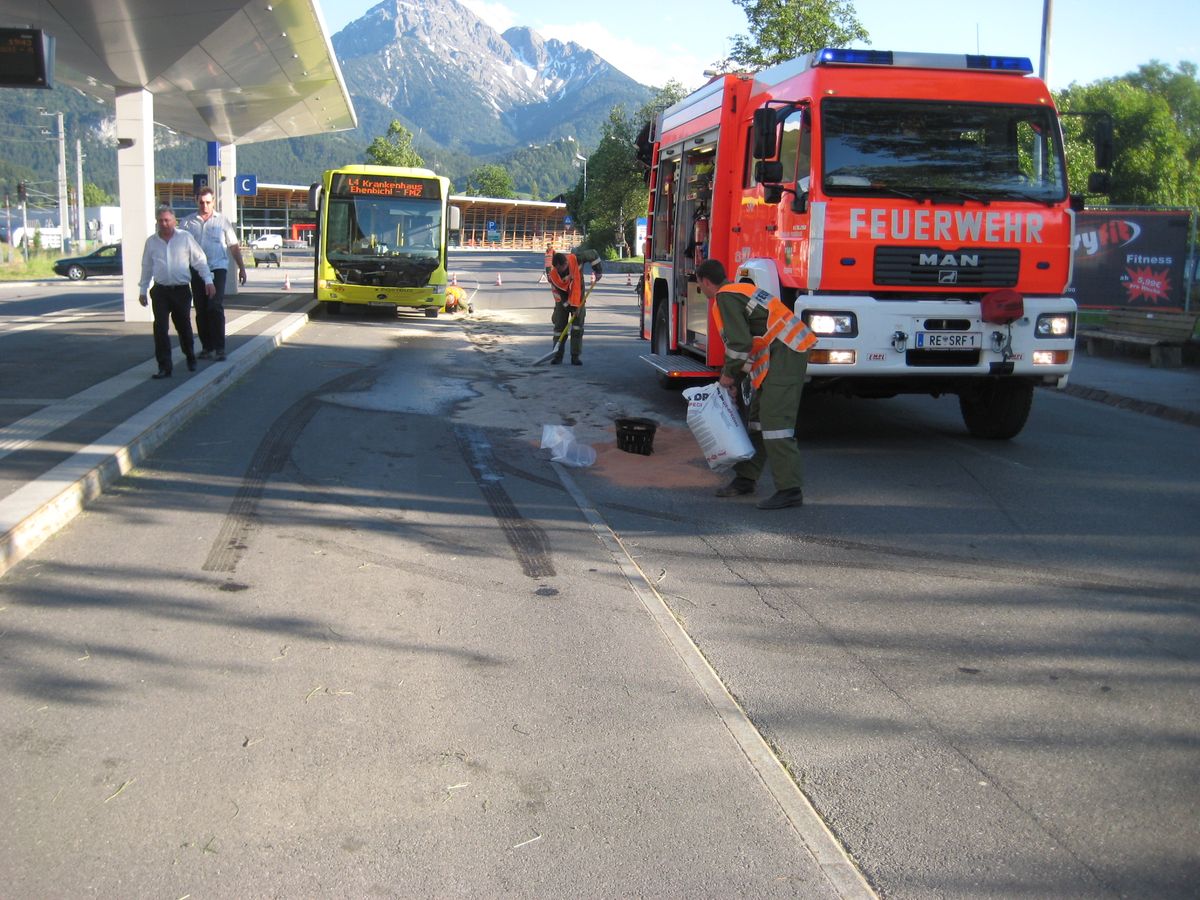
138;205;215;379
180;186;247;362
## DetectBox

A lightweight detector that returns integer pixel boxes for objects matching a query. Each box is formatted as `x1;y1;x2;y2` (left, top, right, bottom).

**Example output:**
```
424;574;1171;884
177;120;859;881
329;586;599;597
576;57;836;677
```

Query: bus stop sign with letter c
235;175;258;197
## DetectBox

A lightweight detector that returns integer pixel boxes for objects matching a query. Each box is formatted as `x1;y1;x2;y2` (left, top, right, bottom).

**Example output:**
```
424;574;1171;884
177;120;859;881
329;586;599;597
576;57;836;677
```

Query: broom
533;282;595;365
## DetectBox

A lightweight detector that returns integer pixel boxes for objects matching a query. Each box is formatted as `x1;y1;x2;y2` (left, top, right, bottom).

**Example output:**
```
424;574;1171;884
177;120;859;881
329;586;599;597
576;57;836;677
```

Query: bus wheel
325;301;341;315
425;307;439;318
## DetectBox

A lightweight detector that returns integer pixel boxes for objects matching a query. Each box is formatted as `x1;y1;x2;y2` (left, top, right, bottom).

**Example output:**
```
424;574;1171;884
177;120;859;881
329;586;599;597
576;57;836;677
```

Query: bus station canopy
0;0;356;144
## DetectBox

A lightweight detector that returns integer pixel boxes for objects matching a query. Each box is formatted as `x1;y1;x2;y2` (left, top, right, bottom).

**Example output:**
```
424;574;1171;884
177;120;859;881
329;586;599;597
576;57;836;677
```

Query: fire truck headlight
805;312;857;336
1035;313;1074;338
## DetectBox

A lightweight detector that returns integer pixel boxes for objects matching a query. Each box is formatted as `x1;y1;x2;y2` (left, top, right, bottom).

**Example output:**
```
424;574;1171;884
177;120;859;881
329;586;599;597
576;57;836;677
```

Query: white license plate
915;331;982;350
367;301;394;308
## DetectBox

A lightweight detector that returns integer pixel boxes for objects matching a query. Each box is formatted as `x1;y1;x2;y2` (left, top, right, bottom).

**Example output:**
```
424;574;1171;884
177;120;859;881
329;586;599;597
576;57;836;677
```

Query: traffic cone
450;272;457;285
495;272;502;286
283;272;291;291
626;271;632;286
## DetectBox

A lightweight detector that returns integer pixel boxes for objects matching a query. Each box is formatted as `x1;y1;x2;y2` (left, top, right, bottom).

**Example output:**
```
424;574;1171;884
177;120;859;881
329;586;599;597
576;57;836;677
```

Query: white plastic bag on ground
682;382;754;470
540;424;596;468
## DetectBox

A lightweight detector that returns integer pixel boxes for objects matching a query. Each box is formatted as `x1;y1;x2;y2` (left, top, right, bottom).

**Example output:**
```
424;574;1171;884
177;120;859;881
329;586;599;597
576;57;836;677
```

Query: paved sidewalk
0;288;315;576
1056;350;1200;424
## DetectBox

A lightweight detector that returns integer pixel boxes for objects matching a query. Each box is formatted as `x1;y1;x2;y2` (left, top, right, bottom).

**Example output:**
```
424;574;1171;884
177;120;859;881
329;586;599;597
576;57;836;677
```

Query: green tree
1057;63;1200;208
724;0;869;71
463;164;515;198
364;120;425;168
82;182;114;206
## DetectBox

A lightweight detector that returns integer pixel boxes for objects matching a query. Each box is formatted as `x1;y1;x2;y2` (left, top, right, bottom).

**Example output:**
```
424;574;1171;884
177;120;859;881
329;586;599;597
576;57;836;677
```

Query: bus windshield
820;99;1067;203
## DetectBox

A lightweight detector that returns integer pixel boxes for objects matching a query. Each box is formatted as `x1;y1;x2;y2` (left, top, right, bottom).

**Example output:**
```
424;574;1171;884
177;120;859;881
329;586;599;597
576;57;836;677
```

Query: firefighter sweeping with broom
547;249;602;365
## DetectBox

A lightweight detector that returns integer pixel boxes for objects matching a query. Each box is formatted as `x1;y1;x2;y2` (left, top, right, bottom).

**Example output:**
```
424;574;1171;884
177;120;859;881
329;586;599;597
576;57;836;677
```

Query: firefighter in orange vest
548;248;602;365
697;258;817;510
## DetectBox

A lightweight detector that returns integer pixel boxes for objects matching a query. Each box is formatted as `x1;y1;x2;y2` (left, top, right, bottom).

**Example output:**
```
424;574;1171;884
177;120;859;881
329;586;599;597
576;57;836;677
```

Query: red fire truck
638;49;1112;438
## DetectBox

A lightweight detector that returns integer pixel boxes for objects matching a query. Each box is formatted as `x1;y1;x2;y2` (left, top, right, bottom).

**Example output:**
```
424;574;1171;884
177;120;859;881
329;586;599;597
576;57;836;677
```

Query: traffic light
17;181;26;203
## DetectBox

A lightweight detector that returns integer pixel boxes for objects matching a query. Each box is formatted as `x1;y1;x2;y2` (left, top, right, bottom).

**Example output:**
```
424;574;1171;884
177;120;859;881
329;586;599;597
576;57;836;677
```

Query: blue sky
320;0;1198;93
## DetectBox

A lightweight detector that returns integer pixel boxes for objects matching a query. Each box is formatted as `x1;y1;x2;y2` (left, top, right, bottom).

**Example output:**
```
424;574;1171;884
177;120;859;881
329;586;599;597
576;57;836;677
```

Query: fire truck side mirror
755;160;784;185
762;185;784;205
1093;117;1114;171
752;108;778;159
1087;171;1111;195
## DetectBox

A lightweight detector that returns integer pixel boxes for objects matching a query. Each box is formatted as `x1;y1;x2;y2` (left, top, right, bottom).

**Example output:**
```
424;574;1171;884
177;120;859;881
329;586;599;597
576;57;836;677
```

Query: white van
249;233;283;249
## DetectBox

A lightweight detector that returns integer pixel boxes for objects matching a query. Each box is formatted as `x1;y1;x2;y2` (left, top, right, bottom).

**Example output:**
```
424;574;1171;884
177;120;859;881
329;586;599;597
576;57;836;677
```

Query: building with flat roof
157;182;584;251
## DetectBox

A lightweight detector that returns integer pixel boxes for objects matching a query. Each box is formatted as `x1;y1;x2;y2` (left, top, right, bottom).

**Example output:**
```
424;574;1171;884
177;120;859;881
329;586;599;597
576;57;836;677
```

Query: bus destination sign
331;173;439;200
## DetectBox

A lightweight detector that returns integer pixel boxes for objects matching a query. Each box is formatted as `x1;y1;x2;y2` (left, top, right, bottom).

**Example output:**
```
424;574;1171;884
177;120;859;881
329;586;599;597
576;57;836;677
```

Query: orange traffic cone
626;271;632;286
495;272;502;286
283;273;291;291
450;272;457;285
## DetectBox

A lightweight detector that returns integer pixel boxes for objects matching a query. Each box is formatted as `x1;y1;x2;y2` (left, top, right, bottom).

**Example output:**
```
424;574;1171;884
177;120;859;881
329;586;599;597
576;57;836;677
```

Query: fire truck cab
639;49;1112;439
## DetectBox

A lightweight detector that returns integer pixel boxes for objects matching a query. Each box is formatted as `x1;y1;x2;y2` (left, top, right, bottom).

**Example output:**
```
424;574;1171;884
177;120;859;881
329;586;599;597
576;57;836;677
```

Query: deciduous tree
724;0;869;71
364;120;425;168
464;164;516;198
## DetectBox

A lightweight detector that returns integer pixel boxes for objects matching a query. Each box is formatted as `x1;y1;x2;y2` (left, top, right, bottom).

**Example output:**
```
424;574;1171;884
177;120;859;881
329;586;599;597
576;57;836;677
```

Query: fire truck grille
873;247;1020;287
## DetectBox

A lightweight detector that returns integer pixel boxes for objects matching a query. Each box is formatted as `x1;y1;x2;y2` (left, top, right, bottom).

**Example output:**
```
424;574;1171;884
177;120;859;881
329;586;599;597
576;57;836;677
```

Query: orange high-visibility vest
548;253;584;307
713;283;817;389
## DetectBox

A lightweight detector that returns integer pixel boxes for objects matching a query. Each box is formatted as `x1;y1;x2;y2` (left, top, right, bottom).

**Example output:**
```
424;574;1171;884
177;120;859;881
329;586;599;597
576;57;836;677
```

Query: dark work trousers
149;283;195;374
190;267;227;353
551;300;586;360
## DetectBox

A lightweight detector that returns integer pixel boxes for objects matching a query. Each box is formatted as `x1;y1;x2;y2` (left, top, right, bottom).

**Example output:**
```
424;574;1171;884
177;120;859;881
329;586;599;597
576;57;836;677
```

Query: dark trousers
150;283;195;373
191;267;227;353
551;301;586;359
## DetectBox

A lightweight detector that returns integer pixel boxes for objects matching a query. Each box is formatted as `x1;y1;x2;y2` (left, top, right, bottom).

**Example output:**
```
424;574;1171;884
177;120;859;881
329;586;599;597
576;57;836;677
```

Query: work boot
715;476;756;497
550;354;563;365
757;488;803;510
571;356;582;366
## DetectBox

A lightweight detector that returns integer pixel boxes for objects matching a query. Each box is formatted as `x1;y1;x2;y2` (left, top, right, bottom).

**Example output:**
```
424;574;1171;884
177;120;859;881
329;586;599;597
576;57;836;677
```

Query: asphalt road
1;251;1197;898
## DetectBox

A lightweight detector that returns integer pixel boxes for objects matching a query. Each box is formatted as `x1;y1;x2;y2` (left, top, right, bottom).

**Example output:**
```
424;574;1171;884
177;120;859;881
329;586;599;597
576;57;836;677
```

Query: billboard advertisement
1068;209;1193;310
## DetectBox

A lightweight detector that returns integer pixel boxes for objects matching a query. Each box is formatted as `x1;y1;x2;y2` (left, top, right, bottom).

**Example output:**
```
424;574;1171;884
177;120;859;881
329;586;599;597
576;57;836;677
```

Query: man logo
938;270;959;284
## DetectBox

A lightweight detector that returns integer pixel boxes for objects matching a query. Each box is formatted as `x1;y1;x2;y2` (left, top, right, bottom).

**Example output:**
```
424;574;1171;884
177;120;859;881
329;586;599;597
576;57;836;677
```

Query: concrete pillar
219;143;237;221
115;88;154;323
219;143;239;296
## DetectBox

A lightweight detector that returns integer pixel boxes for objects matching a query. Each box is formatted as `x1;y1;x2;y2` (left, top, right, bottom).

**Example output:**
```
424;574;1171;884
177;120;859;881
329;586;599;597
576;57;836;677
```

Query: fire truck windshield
820;99;1067;202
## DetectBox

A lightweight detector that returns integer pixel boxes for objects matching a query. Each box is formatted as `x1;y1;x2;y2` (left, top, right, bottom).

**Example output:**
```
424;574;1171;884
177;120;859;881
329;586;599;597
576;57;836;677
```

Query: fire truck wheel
958;380;1034;440
651;302;674;356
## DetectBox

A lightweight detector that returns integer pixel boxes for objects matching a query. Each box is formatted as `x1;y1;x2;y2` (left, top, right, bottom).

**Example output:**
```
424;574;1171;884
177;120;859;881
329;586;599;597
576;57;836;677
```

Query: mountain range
0;0;658;200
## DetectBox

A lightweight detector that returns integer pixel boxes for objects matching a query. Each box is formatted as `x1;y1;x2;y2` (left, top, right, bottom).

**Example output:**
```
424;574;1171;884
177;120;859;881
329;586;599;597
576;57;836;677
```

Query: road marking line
551;461;877;900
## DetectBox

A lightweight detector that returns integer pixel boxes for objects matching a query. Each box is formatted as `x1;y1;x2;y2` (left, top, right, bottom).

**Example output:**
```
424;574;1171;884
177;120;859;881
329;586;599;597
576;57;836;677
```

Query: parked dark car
53;244;122;280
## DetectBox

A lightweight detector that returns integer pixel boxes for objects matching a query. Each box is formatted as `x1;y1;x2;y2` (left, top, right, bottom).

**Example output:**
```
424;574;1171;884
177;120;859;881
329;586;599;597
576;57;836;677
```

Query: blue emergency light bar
814;48;1034;75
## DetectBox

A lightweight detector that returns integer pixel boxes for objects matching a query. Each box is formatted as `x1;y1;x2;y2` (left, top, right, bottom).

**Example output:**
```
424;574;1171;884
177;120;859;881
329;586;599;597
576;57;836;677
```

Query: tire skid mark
454;424;555;579
203;370;371;573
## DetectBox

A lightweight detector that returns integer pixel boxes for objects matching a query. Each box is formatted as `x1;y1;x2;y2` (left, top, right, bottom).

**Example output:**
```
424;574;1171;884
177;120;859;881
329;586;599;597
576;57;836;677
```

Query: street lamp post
575;152;588;201
39;109;70;253
75;139;86;245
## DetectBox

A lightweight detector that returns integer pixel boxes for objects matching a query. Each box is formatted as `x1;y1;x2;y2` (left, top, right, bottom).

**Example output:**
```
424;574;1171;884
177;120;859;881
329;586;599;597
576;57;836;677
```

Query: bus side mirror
308;183;321;213
752;107;778;159
448;206;461;231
